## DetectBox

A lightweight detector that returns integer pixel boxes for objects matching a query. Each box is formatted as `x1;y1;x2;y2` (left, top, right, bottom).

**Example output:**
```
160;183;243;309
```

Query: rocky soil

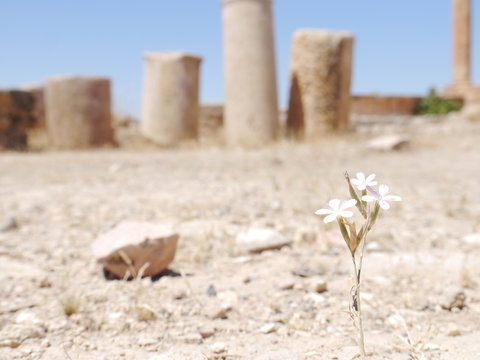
1;114;480;359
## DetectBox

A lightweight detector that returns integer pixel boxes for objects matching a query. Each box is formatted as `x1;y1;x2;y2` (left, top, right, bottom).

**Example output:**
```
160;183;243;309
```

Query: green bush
415;89;462;115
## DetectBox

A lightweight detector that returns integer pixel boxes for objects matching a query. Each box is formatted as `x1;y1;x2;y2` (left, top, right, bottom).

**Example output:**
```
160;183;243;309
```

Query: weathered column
45;76;113;149
453;0;471;86
446;0;472;97
286;30;354;139
141;52;201;146
222;0;279;147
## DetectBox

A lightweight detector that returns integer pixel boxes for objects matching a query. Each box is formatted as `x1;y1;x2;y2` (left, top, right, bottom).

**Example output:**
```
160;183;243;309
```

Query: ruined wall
0;90;36;150
351;95;422;115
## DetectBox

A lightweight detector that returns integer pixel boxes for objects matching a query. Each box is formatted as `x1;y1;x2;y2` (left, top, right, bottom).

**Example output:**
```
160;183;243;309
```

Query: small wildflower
362;184;401;210
315;199;357;223
350;172;377;191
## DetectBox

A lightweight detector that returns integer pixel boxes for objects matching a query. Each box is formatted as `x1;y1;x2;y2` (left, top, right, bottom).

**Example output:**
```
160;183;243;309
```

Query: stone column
141;52;201;146
286;30;354;139
222;0;279;147
453;0;471;86
45;76;113;149
446;0;472;97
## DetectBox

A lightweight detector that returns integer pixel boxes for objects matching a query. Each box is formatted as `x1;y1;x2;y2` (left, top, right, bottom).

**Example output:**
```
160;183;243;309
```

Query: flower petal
356;172;365;181
341;199;357;210
384;194;401;202
379;184;389;196
339;210;353;218
324;213;337;223
379;200;390;210
328;199;341;211
362;195;375;202
315;208;333;215
366;185;380;197
356;183;367;190
365;173;376;183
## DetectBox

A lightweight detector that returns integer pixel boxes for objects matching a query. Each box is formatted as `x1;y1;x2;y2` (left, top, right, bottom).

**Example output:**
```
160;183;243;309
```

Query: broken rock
367;134;411;151
236;228;291;253
91;221;178;279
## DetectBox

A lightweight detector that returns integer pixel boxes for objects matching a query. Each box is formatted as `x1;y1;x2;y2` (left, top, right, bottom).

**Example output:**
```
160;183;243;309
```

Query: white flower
350;172;377;191
315;199;357;223
362;184;401;210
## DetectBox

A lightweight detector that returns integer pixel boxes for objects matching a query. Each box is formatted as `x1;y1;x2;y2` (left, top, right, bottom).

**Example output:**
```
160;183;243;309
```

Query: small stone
173;289;187;300
270;200;282;211
440;286;466;311
276;278;295;290
91;221;178;279
139;337;158;346
236;228;291;253
15;312;41;324
304;293;326;304
198;327;215;339
462;233;480;245
0;217;18;232
211;341;227;354
367;134;411;151
218;291;238;310
108;163;121;173
386;314;405;330
447;324;462;337
291;262;326;278
233;256;252;263
205;305;228;320
207;284;217;297
108;312;123;320
259;322;277;334
309;278;328;293
366;241;382;252
299;231;316;243
0;338;21;348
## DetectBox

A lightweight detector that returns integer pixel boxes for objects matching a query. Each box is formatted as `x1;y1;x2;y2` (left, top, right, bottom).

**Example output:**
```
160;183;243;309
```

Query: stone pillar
446;0;472;97
45;76;113;149
141;52;201;146
453;0;471;85
222;0;279;147
286;30;354;139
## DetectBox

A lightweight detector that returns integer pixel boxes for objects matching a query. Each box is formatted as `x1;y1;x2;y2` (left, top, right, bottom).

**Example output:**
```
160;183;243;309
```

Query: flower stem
352;253;366;359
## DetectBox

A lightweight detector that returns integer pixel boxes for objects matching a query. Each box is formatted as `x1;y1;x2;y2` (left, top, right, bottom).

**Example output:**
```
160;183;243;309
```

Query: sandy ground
1;114;480;360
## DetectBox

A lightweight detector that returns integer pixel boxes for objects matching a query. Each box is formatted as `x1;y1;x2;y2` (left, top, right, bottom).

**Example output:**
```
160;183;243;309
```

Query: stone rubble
236;228;291;254
91;221;179;279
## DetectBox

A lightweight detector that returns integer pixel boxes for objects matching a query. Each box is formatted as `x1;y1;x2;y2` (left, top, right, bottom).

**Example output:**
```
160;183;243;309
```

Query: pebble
276;278;295;290
198;327;215;339
205;305;228;320
462;233;480;245
259;322;277;334
236;228;291;253
91;221;179;279
15;312;41;324
386;314;406;329
367;134;411;151
207;284;217;297
0;217;18;232
217;291;238;310
440;286;466;311
211;341;227;354
309;278;328;293
173;288;187;300
447;325;462;337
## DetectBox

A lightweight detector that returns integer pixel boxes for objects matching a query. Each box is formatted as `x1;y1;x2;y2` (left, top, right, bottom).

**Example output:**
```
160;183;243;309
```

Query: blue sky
0;1;476;117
